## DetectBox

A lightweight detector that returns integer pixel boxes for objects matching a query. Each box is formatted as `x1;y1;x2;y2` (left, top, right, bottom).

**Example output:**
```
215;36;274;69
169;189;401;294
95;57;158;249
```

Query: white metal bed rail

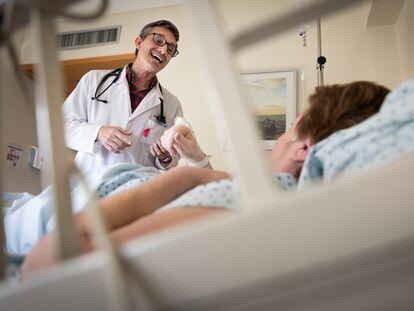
0;1;138;310
1;154;413;310
30;6;81;262
185;0;278;210
0;0;92;275
7;1;413;311
230;0;364;51
183;0;365;210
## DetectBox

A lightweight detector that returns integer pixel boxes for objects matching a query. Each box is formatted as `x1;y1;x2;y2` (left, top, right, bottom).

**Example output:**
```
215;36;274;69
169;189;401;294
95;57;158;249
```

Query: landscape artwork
241;70;296;149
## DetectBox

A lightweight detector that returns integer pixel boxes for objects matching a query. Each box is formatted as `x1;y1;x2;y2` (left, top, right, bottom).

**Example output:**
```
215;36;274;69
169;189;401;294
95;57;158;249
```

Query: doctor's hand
97;126;132;153
150;140;173;165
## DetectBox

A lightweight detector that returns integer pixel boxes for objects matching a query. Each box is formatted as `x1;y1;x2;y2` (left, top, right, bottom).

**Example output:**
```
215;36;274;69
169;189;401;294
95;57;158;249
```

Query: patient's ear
293;138;312;162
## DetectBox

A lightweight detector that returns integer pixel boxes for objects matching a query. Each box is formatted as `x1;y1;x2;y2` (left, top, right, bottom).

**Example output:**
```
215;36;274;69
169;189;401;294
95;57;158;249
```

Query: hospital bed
1;0;413;310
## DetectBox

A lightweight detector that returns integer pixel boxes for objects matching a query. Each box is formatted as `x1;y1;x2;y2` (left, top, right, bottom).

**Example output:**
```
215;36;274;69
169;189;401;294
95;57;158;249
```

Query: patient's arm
110;207;228;243
81;166;229;233
22;167;230;275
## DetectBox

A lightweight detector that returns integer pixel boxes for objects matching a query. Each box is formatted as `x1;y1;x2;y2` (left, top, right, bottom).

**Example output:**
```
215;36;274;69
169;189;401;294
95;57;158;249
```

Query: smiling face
134;26;177;75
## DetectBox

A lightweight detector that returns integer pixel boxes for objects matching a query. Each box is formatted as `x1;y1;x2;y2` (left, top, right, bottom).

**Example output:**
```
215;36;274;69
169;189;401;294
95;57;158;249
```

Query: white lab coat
62;65;183;174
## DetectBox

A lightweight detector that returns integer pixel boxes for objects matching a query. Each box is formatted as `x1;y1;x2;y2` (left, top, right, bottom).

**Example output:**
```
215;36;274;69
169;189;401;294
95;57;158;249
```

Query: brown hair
297;81;390;143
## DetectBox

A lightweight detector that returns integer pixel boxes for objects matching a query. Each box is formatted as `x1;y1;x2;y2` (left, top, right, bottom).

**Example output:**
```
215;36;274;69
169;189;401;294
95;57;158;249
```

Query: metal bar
30;8;80;260
28;3;135;310
316;16;324;86
0;39;5;282
74;168;141;311
0;2;14;281
231;0;364;51
0;122;3;282
185;0;279;209
0;0;84;47
317;16;322;57
0;205;3;281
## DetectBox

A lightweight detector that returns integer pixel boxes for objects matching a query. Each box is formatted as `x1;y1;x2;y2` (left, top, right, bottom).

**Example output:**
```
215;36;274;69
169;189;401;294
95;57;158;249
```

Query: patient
21;80;392;274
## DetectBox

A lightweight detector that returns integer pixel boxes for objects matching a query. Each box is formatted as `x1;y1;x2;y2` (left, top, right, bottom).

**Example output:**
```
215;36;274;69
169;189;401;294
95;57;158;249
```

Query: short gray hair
135;20;179;57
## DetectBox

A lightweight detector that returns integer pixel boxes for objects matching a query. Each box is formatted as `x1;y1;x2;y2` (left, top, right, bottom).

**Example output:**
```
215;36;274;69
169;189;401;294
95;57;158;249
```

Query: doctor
62;20;184;174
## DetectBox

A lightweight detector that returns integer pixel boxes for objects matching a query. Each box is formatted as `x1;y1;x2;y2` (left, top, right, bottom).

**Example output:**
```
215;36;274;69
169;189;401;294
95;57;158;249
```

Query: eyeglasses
150;33;179;57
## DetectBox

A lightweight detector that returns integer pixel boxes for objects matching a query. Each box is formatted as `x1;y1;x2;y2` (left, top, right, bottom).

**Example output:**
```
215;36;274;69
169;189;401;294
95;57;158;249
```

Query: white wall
5;0;411;192
219;0;404;90
396;0;414;81
1;48;41;194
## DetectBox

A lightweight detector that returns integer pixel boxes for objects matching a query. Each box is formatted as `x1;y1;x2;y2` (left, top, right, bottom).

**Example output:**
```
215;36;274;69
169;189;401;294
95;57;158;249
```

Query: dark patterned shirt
126;64;157;113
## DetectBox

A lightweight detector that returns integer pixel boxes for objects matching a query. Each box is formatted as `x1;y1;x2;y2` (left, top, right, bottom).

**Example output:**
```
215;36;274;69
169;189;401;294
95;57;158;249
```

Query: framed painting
240;70;297;150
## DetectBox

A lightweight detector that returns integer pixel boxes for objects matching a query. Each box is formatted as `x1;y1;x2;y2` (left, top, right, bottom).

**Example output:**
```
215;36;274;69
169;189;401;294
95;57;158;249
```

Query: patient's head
297;81;390;143
270;81;390;178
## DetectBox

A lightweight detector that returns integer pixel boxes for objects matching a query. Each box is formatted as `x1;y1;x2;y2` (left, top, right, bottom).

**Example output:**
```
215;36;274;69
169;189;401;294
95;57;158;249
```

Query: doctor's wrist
159;155;173;164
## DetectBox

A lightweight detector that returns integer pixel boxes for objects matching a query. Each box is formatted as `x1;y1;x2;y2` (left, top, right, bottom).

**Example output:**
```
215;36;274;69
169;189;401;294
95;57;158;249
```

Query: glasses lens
153;33;165;46
152;33;178;57
167;45;176;56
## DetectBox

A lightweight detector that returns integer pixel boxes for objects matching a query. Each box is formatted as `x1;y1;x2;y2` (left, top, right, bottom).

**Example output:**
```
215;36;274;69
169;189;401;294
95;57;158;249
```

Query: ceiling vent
57;25;121;50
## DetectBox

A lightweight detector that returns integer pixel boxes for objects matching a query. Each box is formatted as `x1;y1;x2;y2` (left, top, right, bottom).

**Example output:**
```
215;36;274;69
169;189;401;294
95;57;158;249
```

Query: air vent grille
57;25;121;50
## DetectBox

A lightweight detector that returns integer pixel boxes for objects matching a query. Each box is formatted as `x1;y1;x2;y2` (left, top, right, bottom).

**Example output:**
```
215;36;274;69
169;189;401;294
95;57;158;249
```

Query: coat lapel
112;67;132;119
128;81;164;121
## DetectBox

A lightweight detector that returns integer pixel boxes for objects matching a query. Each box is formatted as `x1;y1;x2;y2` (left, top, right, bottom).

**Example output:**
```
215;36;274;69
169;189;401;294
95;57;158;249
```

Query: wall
396;0;414;81
1;48;41;194
5;0;411;192
218;0;403;91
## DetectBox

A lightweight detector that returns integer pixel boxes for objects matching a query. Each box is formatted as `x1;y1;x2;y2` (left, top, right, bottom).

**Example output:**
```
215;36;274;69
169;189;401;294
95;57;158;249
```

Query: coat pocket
139;119;166;145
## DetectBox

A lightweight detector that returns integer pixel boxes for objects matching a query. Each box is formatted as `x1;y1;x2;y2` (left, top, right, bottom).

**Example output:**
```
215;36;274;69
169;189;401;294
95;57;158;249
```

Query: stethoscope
91;67;167;126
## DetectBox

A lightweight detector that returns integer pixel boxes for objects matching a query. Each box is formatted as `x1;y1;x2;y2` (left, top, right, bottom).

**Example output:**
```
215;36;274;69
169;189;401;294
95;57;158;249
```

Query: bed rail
229;0;362;51
0;0;96;271
5;1;413;311
1;1;136;310
30;6;81;262
1;152;413;310
183;0;365;208
185;0;278;209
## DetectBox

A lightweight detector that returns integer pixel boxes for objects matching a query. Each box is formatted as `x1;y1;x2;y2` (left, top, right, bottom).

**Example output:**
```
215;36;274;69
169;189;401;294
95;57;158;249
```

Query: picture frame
240;69;297;150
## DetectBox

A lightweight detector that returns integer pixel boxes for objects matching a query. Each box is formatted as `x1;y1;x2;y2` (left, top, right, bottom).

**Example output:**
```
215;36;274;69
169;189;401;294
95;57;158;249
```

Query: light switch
6;144;23;168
